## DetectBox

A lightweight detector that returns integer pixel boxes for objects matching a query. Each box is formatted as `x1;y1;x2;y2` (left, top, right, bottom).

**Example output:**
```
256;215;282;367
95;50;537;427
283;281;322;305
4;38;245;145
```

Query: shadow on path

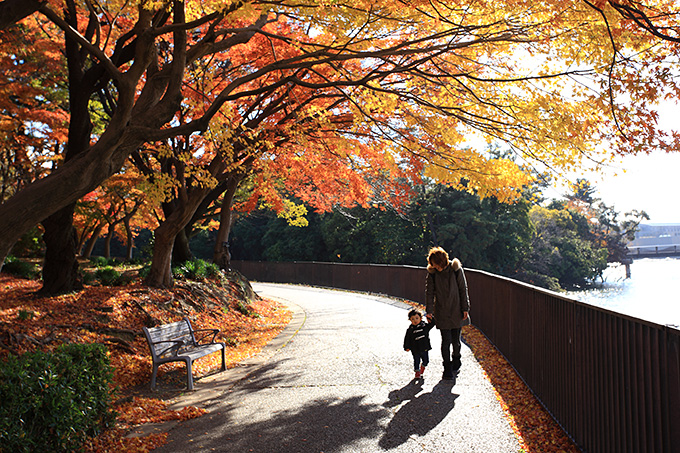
184;394;388;453
156;359;390;453
379;379;459;449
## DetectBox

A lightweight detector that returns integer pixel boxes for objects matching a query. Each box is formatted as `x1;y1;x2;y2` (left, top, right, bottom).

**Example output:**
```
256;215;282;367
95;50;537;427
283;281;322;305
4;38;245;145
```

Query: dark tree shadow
379;380;459;449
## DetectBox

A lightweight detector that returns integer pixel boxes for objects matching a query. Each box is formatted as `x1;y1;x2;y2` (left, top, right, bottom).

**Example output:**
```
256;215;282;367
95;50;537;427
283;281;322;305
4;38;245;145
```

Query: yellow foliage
138;173;178;205
276;200;309;227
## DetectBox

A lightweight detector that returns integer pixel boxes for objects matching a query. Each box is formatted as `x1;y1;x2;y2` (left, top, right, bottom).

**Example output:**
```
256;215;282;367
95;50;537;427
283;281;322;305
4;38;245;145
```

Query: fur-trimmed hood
427;258;462;274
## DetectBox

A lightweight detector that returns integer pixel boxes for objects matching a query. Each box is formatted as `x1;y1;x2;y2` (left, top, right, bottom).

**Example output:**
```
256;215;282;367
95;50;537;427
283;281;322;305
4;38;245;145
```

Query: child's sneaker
414;370;421;379
419;365;426;376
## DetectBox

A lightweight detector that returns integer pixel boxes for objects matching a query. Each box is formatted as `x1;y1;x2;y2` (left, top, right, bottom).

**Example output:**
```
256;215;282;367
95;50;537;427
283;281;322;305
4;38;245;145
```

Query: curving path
151;283;522;452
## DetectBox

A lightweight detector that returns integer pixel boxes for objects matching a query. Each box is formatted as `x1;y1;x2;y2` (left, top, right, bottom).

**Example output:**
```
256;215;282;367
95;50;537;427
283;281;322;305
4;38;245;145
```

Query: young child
403;308;435;379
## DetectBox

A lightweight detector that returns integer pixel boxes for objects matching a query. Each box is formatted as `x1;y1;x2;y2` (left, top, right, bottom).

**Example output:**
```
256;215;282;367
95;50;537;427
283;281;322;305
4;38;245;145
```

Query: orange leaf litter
0;274;291;452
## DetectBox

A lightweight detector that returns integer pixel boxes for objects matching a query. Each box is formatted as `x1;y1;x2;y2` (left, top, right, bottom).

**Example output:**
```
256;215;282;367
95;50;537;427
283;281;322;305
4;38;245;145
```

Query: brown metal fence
231;260;680;453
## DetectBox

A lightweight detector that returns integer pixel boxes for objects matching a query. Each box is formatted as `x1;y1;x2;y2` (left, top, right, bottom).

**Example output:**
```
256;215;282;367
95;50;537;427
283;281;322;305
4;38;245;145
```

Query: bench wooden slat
143;317;226;390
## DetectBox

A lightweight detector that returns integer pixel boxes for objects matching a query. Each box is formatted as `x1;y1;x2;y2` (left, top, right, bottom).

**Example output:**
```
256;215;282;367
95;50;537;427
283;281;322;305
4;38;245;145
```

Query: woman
425;246;470;380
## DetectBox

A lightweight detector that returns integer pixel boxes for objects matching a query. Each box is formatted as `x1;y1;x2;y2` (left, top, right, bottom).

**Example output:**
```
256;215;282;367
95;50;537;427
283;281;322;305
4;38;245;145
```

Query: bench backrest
143;318;196;359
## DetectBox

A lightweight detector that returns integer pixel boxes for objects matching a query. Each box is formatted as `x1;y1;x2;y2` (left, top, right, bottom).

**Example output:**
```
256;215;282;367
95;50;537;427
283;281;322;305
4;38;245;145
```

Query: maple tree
0;17;67;202
0;0;679;290
75;169;154;260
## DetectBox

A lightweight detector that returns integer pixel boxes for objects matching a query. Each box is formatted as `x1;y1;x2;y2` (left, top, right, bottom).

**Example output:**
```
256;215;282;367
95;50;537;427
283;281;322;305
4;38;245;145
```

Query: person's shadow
379;380;459;449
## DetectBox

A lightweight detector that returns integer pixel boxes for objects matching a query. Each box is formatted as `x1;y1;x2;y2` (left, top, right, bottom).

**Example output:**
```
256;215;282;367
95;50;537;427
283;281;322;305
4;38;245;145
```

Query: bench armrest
192;328;220;344
151;338;189;357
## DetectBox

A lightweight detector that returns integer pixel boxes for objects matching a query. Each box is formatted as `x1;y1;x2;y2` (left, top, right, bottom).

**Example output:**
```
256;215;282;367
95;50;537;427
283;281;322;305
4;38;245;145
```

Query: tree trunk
40;204;82;294
104;229;113;259
82;223;103;259
39;19;94;293
213;176;241;269
124;217;134;261
145;188;213;287
76;222;93;255
145;224;175;288
172;229;193;263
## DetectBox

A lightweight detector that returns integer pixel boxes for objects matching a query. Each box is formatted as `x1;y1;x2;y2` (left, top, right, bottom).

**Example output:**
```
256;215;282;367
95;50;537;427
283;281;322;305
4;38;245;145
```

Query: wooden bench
143;317;226;390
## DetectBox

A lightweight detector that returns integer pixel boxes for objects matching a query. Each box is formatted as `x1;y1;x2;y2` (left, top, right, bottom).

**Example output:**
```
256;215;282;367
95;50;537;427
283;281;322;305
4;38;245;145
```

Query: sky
568;104;680;225
589;150;680;224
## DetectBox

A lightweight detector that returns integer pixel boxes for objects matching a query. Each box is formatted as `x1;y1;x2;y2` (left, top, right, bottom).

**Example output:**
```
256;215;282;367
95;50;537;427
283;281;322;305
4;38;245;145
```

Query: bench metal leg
221;345;226;371
184;358;194;390
150;364;159;390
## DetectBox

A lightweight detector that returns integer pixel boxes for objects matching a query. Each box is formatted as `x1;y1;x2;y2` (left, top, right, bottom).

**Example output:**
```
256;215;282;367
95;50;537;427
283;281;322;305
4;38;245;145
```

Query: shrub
11;226;44;258
171;265;186;279
17;310;35;321
138;264;152;279
0;343;116;452
95;266;123;286
182;259;204;279
82;272;96;285
174;259;221;280
2;256;40;279
204;261;221;278
89;256;113;268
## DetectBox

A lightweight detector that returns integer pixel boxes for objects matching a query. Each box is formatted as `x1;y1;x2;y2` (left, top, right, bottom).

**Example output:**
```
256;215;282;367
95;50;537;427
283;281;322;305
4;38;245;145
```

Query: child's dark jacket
403;320;435;353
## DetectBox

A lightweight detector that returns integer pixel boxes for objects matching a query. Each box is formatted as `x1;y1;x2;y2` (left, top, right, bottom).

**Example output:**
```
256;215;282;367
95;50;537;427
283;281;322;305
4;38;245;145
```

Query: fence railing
231;260;680;453
627;244;680;258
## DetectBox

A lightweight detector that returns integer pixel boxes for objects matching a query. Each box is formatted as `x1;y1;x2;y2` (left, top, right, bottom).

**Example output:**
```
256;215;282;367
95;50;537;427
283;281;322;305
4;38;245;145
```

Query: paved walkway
151;283;522;452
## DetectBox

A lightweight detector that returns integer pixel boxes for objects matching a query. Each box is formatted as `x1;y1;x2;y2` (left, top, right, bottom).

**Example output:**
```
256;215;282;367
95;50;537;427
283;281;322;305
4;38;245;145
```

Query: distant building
629;223;680;247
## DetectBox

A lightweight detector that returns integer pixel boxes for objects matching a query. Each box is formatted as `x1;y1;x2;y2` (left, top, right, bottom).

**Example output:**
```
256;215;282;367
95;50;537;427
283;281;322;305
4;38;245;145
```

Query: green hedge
0;343;117;452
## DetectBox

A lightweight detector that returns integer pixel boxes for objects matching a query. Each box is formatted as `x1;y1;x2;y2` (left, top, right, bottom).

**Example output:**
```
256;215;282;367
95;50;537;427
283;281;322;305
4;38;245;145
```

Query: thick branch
0;0;44;30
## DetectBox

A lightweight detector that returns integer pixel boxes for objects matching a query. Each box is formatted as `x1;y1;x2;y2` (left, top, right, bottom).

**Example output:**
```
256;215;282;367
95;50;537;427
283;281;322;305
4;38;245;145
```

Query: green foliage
188;229;217;261
519;206;608;290
231;210;328;262
231;184;532;273
517;270;562;292
17;310;35;321
89;256;115;268
319;207;423;265
230;179;639;291
10;227;44;258
82;272;96;285
138;264;152;279
173;259;221;280
94;266;124;286
2;256;40;279
412;185;533;274
0;343;116;452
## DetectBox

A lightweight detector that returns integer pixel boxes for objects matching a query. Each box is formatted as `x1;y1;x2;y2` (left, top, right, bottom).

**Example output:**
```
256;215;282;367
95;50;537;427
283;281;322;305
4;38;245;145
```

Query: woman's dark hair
427;246;449;267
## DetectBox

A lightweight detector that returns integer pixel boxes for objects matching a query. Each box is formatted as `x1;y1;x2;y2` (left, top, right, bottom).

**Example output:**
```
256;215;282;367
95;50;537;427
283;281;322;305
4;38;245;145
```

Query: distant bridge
627;244;680;258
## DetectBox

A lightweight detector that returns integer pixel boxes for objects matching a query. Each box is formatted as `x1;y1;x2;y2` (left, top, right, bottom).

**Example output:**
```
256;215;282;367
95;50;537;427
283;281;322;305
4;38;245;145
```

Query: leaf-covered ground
0;272;292;452
1;274;580;452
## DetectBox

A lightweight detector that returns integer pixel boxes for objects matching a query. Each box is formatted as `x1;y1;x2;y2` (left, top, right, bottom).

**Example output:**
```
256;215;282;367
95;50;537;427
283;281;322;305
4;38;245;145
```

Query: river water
566;257;680;328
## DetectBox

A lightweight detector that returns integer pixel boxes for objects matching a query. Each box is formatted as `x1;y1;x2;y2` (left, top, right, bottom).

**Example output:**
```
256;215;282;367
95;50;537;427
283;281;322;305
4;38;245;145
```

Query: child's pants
412;350;429;371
